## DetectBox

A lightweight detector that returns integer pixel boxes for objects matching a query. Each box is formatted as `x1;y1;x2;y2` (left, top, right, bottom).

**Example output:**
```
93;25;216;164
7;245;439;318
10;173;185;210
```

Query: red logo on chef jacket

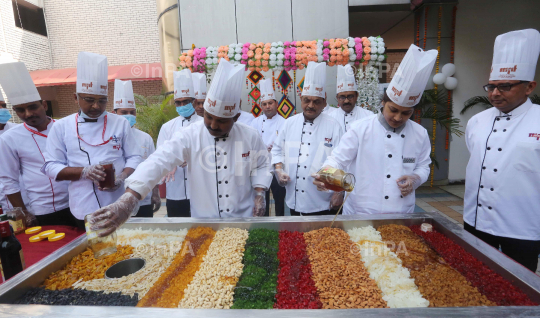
112;135;121;150
324;137;333;147
530;133;540;140
242;151;250;158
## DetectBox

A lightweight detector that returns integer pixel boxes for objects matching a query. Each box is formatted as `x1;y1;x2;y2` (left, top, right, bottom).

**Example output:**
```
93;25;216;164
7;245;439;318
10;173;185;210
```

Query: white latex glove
80;164;105;184
274;167;290;187
160;166;178;184
99;170;129;192
329;191;345;210
87;192;140;237
252;190;266;217
396;174;422;197
151;187;161;212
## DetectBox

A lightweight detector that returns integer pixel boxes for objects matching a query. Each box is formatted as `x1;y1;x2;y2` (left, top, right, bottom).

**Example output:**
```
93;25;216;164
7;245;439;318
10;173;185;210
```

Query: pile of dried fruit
42;245;134;290
304;228;387;309
275;230;322;309
231;229;279;309
410;225;538;306
377;224;494;307
15;287;138;306
137;227;215;308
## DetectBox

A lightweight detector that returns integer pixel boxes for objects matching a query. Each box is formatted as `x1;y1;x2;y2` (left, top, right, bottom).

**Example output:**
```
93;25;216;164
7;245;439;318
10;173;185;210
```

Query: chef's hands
330;191;345;210
80;164;105;185
160;166;177;184
88;192;140;237
151;187;161;212
312;165;332;191
252;190;266;217
99;170;128;192
396;174;422;197
274;165;290;187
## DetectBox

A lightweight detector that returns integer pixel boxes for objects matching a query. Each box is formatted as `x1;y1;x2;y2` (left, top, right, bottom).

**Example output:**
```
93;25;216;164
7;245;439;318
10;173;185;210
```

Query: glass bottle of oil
316;167;355;192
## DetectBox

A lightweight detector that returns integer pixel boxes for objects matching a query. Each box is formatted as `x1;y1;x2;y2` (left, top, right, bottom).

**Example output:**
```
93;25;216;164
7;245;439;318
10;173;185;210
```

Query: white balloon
433;73;447;85
444;77;458;90
442;63;456;77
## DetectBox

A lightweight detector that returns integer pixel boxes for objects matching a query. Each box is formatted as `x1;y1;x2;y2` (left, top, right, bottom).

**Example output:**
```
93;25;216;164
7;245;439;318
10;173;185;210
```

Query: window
12;0;48;37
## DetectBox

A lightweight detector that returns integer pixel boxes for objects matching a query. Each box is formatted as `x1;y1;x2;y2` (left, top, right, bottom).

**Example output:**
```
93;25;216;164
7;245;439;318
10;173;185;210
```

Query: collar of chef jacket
497;98;533;117
378;112;406;134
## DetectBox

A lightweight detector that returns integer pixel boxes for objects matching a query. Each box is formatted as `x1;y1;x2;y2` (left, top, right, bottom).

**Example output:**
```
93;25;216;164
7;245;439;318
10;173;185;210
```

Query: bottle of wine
0;220;25;281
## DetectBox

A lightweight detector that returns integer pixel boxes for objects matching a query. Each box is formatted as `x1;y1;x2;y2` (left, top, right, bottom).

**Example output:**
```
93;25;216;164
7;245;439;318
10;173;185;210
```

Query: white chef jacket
125;121;273;218
42;112;142;220
464;99;540;240
0;122;62;215
250;113;285;148
324;114;431;214
328;106;375;133
271;113;343;213
237;110;255;126
322;104;336;114
0;121;18;210
157;114;202;201
132;128;155;206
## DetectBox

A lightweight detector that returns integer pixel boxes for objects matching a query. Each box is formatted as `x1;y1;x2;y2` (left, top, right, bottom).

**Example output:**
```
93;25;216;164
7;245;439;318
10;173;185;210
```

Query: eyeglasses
337;94;356;102
175;99;193;107
81;97;108;106
483;81;528;93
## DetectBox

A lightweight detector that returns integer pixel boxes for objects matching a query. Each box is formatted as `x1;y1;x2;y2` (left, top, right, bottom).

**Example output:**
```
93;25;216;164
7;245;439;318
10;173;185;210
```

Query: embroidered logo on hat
304;85;310;91
207;99;217;107
82;82;93;90
224;104;236;112
409;93;421;103
181;88;190;95
391;86;403;97
315;87;323;93
337;83;344;90
529;133;540;140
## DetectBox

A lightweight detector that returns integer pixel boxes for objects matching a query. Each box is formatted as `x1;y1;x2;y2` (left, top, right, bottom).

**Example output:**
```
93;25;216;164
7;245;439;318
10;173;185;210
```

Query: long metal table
0;212;539;317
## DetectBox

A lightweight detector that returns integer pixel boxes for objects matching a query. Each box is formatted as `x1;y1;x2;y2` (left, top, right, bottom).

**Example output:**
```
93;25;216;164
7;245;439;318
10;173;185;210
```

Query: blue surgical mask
0;109;12;124
176;103;195;118
122;114;137;127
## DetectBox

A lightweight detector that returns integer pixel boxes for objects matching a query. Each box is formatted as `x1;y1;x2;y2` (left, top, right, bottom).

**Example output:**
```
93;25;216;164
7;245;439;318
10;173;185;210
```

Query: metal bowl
105;258;145;279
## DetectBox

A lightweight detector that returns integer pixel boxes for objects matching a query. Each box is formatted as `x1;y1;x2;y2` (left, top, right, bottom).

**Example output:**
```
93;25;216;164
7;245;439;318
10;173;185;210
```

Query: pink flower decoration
242;53;248;60
242;47;248;54
284;67;291;72
193;59;199;67
284;41;290;46
355;61;360;66
291;53;296;60
284;53;290;59
284;60;290;66
241;60;247;65
244;42;251;48
354;37;361;44
291;41;296;46
200;51;206;58
323;54;330;60
323;41;330;47
323;48;330;55
292;66;298;70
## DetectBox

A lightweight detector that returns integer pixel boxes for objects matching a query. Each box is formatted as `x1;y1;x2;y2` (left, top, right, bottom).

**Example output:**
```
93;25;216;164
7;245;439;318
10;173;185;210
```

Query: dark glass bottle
0;221;25;281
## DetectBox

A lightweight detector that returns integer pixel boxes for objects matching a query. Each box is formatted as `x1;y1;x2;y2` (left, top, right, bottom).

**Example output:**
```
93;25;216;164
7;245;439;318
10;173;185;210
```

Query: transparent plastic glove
396;174;422;197
99;170;128;192
329;191;345;210
151;187;161;212
23;209;39;227
88;192;140;237
311;166;332;192
252;191;266;217
160;166;177;184
80;164;105;184
274;167;290;187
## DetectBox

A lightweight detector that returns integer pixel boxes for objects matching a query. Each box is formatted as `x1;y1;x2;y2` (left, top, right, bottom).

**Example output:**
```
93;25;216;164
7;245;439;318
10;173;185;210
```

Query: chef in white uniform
0;88;19;211
192;73;207;117
250;79;286;216
237;100;255;126
113;79;160;217
272;62;343;216
329;64;374;132
157;69;202;217
86;59;273;236
42;52;142;228
0;62;72;226
315;44;435;215
464;29;540;272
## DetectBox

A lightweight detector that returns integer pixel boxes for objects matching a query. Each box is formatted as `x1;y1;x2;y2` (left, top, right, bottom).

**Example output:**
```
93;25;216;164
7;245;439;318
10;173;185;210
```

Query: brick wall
385;51;406;83
43;0;160;69
55;80;162;118
0;0;51;70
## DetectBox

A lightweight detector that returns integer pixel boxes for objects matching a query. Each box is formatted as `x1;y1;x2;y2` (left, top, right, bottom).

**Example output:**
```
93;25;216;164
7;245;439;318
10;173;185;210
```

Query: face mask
122;114;137;127
176;103;195;118
0;109;12;124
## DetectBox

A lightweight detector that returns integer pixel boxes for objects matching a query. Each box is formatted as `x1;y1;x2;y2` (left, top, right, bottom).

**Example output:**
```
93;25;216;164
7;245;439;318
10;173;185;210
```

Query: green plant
134;93;177;143
461;94;540;115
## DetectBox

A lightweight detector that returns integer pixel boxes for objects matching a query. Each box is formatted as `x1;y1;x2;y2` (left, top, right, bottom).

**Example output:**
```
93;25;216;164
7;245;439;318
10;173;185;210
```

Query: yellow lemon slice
25;226;42;235
48;233;65;242
29;234;45;242
38;230;56;239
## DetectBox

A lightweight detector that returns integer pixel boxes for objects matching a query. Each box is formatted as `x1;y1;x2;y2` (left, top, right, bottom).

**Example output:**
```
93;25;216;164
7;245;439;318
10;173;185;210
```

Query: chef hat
192;73;207;100
113;79;135;110
259;79;276;102
0;87;4;103
76;52;108;96
174;69;195;99
387;44;438;107
336;64;357;94
0;62;41;106
204;59;244;118
302;62;326;98
490;29;540;81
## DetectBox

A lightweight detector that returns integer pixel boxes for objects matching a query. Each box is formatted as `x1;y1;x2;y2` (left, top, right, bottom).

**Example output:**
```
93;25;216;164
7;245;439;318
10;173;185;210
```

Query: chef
314;44;435;215
157;69;202;217
271;62;343;216
0;62;72;226
113;79;160;217
42;52;142;227
464;29;540;272
250;79;286;216
236;100;255;126
192;73;207;117
0;88;18;210
86;59;273;236
329;64;374;132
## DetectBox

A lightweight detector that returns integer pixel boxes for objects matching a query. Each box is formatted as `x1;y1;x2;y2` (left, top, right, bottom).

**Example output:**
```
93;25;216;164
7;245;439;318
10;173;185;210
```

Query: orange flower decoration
262;53;270;60
330;49;337;55
328;62;335;67
249;44;256;50
299;64;305;70
257;42;264;47
180;61;186;67
255;48;263;54
363;40;371;47
187;50;194;56
255;53;262;60
330;55;337;62
264;42;272;48
255;60;262;66
263;47;271;53
248;60;255;66
180;55;186;61
248;51;254;58
256;67;262;72
262;60;269;66
186;60;192;67
263;66;270;72
249;66;255;71
364;53;371;61
364;47;371;54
